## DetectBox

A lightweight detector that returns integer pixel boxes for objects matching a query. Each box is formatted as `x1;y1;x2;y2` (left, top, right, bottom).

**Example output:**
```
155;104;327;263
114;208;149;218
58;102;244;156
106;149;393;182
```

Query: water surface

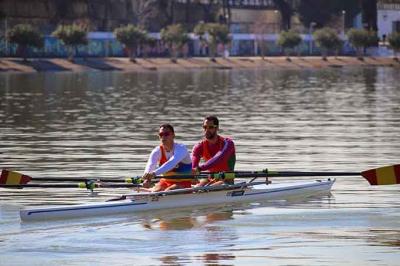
1;67;399;265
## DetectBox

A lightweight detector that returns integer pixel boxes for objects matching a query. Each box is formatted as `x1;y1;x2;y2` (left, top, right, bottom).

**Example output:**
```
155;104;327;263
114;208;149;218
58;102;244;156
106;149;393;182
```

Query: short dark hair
159;124;174;133
204;116;219;126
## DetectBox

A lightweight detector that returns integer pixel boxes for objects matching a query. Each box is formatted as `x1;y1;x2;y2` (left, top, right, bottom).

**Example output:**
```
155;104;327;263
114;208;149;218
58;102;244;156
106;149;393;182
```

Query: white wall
377;9;400;38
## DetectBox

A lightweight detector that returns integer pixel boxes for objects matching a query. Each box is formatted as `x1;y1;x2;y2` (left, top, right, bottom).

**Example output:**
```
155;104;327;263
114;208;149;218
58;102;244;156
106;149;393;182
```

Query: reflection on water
1;67;400;265
142;210;234;231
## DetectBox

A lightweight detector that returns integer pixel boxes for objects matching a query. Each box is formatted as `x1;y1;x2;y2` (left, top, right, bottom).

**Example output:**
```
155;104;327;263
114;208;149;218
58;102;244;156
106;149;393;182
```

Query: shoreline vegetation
0;56;399;73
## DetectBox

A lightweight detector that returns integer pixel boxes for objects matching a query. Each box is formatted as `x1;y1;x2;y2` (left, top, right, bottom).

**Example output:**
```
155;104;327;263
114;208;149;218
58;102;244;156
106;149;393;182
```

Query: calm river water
0;67;399;265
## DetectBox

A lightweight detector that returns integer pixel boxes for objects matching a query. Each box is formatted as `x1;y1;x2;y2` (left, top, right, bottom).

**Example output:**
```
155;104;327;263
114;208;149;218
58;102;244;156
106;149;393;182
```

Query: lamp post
341;10;346;38
4;16;8;56
309;22;316;55
274;10;279;33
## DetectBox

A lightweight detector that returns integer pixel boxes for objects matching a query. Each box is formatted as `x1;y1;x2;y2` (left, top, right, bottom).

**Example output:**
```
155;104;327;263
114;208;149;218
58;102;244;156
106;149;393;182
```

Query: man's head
159;124;175;147
203;116;219;140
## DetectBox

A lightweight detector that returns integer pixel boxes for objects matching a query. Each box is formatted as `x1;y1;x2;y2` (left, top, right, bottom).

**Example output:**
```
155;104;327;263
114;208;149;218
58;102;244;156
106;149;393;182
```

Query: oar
0;169;148;185
0;182;142;189
0;169;211;186
238;164;400;186
2;164;398;187
201;164;400;186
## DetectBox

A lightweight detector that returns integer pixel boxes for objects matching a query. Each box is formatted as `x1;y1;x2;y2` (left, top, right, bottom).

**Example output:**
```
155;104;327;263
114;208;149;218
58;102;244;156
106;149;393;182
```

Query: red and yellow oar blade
361;164;400;185
0;170;32;185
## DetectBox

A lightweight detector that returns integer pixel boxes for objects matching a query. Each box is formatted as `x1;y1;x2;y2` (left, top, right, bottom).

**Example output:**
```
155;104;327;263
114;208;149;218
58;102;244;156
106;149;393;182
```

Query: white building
377;2;400;39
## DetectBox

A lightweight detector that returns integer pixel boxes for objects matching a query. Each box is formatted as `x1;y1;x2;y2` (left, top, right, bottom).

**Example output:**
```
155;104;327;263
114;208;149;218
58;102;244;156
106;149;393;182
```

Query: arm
191;142;203;169
144;147;161;174
154;144;189;176
199;138;235;171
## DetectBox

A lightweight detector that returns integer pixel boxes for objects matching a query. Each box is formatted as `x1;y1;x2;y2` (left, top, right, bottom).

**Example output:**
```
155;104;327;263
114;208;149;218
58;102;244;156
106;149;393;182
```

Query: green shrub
277;30;302;57
388;32;400;59
114;24;147;62
161;24;189;62
194;22;231;60
7;24;43;61
313;27;342;58
347;28;378;58
53;24;88;61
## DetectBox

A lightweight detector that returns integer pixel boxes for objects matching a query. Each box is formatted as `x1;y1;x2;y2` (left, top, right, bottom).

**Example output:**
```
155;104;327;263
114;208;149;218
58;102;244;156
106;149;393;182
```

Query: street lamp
309;22;316;55
274;10;279;33
3;15;8;56
342;10;346;37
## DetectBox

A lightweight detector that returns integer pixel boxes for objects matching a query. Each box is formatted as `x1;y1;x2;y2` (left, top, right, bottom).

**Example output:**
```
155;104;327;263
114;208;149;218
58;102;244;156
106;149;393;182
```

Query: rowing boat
20;178;335;222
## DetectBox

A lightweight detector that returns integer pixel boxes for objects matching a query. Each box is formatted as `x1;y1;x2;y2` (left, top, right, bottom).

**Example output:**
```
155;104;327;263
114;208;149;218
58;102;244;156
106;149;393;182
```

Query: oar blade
361;164;400;185
0;170;32;185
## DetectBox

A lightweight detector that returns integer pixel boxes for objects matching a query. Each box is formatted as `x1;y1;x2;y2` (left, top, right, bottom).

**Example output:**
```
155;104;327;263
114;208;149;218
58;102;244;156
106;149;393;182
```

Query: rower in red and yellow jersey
192;116;236;186
142;124;192;192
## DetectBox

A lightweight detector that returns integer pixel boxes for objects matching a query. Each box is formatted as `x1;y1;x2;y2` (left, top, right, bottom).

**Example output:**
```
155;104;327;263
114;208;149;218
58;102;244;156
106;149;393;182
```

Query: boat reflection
368;229;400;248
159;252;236;265
142;208;234;231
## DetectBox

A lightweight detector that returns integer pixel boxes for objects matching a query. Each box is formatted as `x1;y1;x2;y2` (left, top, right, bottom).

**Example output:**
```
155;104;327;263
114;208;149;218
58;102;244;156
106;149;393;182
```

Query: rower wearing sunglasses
142;124;192;192
192;116;236;186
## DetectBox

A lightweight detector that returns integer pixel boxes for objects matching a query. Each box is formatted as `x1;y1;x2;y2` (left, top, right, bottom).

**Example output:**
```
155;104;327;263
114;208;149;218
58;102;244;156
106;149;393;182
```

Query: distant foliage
277;30;302;57
347;28;378;57
193;22;231;60
313;27;342;58
52;24;88;61
388;32;400;59
161;24;189;62
114;24;148;62
7;24;44;61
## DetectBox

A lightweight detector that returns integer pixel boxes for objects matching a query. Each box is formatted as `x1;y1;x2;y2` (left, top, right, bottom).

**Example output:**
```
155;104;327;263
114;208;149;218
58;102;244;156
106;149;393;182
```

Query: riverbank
0;56;399;73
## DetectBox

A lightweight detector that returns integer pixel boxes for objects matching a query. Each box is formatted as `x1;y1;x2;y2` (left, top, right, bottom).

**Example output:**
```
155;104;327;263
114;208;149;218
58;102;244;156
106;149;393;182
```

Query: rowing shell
20;179;335;222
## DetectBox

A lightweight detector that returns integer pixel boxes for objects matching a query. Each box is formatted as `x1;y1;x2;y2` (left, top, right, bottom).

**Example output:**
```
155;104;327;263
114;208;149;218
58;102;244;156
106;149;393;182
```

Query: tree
0;11;5;43
130;0;159;29
160;24;189;62
252;12;272;59
297;0;360;28
52;24;88;62
273;0;293;30
207;23;230;60
7;24;44;61
114;24;148;62
193;22;208;56
194;22;230;61
277;30;302;59
388;32;400;60
361;0;377;31
313;27;342;59
347;28;378;58
142;35;157;58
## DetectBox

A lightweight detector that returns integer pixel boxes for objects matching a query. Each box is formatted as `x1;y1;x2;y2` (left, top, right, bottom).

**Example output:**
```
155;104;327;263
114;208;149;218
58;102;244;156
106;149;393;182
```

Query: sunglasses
202;125;217;130
158;132;171;137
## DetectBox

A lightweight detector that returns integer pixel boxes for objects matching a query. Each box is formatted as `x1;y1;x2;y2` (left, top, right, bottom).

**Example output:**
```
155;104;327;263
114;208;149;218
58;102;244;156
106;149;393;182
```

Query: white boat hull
20;179;334;222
